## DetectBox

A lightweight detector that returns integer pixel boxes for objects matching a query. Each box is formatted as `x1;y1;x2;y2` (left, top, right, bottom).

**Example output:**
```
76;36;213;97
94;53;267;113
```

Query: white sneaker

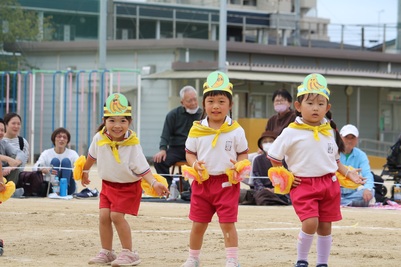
180;257;200;267
226;257;240;267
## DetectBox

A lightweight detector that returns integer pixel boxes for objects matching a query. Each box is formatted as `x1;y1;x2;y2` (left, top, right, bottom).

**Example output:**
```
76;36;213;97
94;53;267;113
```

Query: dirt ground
1;168;401;267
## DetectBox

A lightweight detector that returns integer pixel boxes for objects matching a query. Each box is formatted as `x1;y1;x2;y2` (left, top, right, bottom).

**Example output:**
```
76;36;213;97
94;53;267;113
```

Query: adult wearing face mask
153;86;202;188
265;89;296;136
243;130;290;205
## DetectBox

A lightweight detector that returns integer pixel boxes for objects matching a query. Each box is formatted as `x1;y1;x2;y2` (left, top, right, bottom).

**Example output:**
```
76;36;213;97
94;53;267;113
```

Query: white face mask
274;104;288;113
186;107;199;114
262;142;272;153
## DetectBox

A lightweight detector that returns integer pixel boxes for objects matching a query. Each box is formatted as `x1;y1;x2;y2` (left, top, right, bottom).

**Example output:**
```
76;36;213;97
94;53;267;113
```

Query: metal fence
0;69;141;164
359;138;394;158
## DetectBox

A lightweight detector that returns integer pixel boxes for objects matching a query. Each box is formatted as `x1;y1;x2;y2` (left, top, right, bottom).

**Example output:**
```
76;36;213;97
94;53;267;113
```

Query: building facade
3;0;401;160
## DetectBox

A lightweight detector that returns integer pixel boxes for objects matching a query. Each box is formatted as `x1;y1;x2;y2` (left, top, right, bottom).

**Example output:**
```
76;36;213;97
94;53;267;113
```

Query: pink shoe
111;249;141;266
88;249;117;265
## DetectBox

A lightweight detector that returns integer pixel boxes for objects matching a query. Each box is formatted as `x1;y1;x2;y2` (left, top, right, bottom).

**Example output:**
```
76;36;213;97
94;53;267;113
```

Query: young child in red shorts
180;71;249;267
0;167;16;256
80;93;169;267
267;73;365;267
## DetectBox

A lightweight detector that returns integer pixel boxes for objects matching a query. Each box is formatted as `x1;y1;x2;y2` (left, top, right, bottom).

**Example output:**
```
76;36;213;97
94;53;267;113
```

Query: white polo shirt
185;117;248;175
88;131;150;183
268;117;339;177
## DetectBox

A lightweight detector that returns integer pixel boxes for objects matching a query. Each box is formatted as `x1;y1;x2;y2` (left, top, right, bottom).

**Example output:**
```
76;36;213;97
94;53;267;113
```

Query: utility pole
99;0;107;70
397;0;401;51
218;0;227;72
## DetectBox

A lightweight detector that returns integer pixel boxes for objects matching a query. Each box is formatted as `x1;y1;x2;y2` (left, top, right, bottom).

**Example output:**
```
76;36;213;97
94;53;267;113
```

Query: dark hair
200;90;233;119
272;89;293;103
295;94;344;153
4;112;22;125
96;101;133;132
51;127;71;145
0;118;6;131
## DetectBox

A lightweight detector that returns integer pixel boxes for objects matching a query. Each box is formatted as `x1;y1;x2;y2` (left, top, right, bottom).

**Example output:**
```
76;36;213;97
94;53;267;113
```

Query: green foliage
0;0;53;71
0;0;40;44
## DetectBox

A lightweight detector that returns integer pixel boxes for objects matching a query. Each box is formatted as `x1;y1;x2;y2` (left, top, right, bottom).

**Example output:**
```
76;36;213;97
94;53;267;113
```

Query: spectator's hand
363;188;373;202
2;168;11;176
6;158;21;168
153;150;167;163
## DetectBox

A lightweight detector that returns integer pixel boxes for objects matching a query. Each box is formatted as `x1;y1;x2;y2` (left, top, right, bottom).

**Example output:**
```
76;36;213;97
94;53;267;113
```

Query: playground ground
1;167;400;267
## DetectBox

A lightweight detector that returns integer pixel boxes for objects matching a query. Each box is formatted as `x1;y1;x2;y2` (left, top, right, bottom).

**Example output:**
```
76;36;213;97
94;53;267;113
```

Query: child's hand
347;170;366;185
0;181;5;193
81;172;91;187
229;159;237;170
153;182;169;197
193;160;205;177
292;176;302;188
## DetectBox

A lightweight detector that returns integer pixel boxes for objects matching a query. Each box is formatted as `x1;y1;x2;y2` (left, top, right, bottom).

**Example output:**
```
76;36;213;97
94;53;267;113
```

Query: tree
0;0;49;71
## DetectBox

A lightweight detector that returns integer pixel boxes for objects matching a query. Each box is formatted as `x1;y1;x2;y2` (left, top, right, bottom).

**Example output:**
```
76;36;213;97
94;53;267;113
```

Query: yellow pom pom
335;166;359;189
181;164;209;184
0;178;16;203
268;166;294;194
141;173;168;197
234;159;251;172
227;159;252;184
73;155;87;181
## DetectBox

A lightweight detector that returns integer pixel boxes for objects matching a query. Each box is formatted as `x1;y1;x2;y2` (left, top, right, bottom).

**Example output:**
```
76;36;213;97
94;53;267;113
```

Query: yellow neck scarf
97;128;140;163
288;121;332;141
188;120;240;147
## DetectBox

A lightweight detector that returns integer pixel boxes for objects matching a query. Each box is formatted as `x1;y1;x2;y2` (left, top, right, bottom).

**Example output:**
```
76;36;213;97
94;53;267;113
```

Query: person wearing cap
80;93;169;266
181;71;248;267
153;86;202;188
267;73;365;267
249;130;290;205
265;88;297;136
339;124;374;207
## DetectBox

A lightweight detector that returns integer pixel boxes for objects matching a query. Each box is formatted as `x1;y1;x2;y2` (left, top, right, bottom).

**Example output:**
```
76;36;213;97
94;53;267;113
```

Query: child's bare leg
220;222;238;247
111;212;132;250
189;222;208;249
99;208;113;250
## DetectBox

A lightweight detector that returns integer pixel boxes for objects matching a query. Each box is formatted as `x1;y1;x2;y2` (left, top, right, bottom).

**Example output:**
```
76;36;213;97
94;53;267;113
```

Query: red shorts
99;180;142;216
189;174;239;223
290;173;342;222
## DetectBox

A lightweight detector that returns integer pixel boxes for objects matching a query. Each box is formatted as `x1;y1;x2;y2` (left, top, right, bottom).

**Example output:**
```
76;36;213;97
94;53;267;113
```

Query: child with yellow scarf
0;166;15;257
77;93;169;266
180;71;249;267
267;73;365;267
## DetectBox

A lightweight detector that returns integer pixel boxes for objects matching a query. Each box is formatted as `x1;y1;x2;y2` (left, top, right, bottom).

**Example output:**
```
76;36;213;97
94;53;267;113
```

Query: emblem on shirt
327;143;334;154
225;141;232;151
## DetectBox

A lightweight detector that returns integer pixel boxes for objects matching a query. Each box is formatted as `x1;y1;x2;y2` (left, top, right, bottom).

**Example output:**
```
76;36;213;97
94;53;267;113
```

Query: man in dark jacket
153;86;202;187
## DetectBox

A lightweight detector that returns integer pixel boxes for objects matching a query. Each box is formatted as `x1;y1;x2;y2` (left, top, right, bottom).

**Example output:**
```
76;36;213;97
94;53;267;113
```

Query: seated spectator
153;86;202;188
3;113;29;183
0;118;5;140
33;128;79;195
0;134;26;198
240;131;290;206
265;89;296;136
339;124;374;206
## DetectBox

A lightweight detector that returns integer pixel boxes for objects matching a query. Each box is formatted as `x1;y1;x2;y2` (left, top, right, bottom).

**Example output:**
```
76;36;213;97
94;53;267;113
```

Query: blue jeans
50;158;76;195
341;187;375;207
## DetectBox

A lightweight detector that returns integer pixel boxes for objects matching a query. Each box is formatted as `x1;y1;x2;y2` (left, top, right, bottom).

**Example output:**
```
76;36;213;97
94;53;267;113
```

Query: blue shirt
340;147;374;190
